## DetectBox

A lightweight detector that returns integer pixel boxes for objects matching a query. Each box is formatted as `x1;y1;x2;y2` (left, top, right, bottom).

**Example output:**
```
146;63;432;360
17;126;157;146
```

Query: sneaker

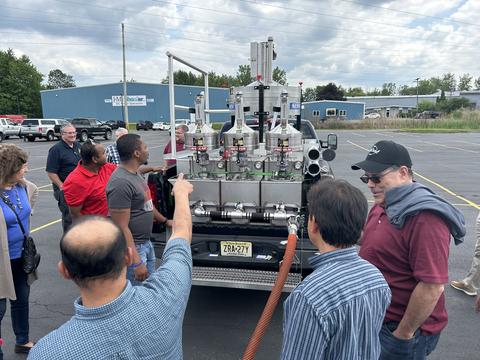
450;280;477;296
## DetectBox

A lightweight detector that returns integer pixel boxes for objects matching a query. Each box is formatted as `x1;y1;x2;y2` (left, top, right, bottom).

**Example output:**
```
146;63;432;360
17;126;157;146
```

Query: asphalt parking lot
1;129;479;359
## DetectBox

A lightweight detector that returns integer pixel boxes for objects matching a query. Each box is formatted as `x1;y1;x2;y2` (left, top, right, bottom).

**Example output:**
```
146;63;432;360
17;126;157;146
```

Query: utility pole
122;23;129;129
415;77;420;110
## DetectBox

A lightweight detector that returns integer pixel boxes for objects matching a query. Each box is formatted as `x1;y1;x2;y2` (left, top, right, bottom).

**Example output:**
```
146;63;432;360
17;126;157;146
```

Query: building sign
111;95;148;107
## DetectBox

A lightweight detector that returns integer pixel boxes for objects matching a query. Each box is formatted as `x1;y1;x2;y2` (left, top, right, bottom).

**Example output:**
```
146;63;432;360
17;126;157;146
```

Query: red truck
0;115;25;124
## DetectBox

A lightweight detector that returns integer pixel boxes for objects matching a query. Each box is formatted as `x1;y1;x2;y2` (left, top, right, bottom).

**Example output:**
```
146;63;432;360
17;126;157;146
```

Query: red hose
242;233;298;360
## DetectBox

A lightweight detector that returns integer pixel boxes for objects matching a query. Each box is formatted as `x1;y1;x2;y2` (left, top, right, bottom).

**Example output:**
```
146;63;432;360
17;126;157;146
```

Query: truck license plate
220;241;252;257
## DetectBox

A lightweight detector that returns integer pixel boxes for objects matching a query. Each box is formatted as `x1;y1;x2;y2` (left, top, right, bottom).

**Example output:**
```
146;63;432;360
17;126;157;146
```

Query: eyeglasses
63;131;77;135
360;167;398;184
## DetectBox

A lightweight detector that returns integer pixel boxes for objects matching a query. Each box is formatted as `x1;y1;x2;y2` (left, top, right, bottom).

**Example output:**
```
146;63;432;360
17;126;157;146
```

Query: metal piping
193;206;296;222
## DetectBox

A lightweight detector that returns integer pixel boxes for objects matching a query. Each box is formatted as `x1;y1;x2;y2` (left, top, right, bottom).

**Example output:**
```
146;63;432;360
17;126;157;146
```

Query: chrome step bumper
192;266;302;292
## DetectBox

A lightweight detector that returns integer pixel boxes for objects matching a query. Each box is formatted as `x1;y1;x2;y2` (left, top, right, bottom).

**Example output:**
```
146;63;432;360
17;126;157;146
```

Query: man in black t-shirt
46;124;81;232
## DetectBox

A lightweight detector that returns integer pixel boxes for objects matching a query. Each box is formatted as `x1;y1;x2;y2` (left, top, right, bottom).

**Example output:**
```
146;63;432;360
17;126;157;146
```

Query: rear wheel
0;133;4;142
104;130;112;140
46;131;55;141
80;131;89;142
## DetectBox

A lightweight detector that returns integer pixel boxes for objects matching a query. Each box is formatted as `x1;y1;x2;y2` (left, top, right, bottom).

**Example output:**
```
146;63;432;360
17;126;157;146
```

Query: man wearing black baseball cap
352;140;465;360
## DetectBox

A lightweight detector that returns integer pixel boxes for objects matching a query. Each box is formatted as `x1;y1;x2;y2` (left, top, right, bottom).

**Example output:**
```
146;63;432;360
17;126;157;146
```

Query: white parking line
422;141;479;154
404;146;423;153
454;140;480;146
347;139;480;210
350;132;366;137
37;184;51;189
395;133;420;138
28;166;46;171
374;132;395;138
149;145;165;149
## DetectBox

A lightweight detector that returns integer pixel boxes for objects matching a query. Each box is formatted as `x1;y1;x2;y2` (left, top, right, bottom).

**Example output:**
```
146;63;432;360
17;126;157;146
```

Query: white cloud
1;0;479;90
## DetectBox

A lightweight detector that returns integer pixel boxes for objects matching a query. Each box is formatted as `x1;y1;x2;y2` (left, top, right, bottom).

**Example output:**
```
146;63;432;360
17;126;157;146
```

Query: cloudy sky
1;0;479;90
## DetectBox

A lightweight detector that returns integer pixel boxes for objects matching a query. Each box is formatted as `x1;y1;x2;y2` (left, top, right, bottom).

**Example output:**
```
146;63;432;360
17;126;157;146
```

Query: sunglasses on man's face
360;174;384;184
360;167;398;184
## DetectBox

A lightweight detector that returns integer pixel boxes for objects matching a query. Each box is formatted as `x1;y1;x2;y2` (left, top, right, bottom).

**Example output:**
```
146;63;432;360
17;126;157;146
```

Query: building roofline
40;82;229;93
346;94;441;100
302;100;365;105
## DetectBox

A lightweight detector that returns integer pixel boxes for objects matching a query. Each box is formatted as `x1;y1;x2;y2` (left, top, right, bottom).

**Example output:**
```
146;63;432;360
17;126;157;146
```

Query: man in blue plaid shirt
105;127;128;165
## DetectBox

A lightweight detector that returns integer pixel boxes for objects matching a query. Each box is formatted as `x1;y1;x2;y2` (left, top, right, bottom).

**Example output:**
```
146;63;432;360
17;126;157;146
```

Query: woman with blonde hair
0;144;38;357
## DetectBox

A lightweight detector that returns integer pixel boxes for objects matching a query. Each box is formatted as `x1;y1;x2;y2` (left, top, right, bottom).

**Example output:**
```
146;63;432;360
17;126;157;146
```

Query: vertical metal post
204;73;210;125
297;82;303;130
168;54;176;157
121;23;129;129
258;83;264;143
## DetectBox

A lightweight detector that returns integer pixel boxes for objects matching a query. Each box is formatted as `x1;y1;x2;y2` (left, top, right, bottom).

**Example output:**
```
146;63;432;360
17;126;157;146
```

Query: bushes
313;110;480;131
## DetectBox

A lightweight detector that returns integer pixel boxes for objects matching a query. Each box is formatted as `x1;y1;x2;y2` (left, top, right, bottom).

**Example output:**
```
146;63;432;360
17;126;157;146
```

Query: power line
234;0;474;34
2;1;471;51
1;9;478;53
148;0;474;47
337;0;480;29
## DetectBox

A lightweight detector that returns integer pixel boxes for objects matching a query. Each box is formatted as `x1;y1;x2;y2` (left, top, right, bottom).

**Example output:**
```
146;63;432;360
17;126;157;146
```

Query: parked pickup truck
0;118;22;142
57;118;113;142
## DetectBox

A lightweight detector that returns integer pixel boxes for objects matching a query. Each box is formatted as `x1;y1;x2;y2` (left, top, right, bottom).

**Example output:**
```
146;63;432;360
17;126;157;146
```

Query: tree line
161;65;287;87
0;49;75;117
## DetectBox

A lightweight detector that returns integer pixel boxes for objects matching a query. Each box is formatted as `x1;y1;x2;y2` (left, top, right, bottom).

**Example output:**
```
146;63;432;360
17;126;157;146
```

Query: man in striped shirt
29;174;193;359
281;179;391;360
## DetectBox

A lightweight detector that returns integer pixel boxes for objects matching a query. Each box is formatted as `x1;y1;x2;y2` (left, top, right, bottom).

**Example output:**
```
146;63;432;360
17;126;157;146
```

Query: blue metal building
302;100;365;121
40;82;231;123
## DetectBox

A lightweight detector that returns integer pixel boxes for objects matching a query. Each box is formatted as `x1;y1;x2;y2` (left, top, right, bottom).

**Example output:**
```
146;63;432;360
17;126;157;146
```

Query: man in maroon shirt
163;124;188;168
352;140;465;360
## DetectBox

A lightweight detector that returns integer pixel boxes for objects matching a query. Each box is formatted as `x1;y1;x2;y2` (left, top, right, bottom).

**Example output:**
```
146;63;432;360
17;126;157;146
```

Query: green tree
381;82;396;96
45;69;75;89
345;87;366;97
302;87;316;102
440;72;456;93
438;97;472;113
272;66;287;85
0;49;43;117
474;76;480;90
366;88;382;96
418;101;437;112
314;83;345;101
458;73;473;91
236;64;252;86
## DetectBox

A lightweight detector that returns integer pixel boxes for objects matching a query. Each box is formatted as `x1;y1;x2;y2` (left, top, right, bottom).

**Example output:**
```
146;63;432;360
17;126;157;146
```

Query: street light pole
121;23;129;129
415;77;420;110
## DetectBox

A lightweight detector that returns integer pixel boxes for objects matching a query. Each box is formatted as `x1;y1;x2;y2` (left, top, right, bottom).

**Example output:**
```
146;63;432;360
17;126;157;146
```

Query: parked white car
152;122;171;131
365;113;381;119
0;118;22;142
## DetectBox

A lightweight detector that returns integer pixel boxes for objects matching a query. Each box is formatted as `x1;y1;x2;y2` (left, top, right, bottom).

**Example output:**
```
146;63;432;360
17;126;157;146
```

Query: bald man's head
60;216;127;288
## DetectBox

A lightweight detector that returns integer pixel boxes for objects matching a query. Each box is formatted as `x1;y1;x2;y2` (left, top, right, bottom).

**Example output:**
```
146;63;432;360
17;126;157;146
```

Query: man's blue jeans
126;240;156;286
379;321;441;360
0;258;31;360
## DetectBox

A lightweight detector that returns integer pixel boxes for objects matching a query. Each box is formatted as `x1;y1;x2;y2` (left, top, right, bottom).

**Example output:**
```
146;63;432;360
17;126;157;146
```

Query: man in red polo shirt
351;140;465;360
63;141;117;218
